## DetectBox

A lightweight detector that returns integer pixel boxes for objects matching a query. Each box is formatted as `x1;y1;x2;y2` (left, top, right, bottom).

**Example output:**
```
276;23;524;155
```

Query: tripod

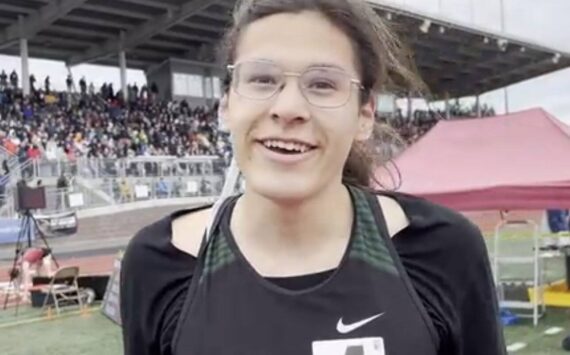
2;209;58;315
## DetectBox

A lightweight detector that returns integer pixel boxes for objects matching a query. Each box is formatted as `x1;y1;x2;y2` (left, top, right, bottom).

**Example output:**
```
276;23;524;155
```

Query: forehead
235;11;358;75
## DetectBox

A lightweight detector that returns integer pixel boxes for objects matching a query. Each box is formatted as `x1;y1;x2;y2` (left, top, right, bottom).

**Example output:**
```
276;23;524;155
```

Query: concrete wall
146;58;226;107
146;60;172;101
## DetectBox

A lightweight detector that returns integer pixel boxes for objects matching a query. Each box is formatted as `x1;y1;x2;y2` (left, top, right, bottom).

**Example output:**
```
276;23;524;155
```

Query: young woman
121;0;506;354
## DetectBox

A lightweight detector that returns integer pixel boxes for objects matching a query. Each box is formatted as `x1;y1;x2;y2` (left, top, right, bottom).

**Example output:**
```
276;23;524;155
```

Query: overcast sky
0;0;568;122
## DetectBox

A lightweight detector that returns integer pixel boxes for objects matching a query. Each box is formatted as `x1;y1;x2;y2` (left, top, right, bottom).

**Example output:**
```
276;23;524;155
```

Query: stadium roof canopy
0;0;568;99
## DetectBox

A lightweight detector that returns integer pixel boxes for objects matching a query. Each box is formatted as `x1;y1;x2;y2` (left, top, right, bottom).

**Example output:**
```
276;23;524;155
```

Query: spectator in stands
79;76;87;95
9;70;17;89
173;177;184;197
29;74;36;92
150;82;158;99
66;74;73;92
0;70;7;89
44;76;50;94
119;179;132;202
56;172;68;210
155;177;169;199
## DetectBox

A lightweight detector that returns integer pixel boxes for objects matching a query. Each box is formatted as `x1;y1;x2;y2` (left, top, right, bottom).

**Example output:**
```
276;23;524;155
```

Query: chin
245;171;324;205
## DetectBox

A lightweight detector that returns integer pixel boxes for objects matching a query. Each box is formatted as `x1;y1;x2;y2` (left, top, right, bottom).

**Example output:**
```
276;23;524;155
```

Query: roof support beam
176;22;224;34
0;4;35;15
196;11;231;22
48;25;116;40
218;0;236;10
81;5;154;21
0;0;88;50
67;0;217;66
479;57;552;86
64;15;134;30
161;31;216;44
121;0;177;11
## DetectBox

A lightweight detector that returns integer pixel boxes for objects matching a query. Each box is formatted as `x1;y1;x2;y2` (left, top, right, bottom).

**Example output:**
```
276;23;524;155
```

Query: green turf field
488;229;569;354
0;308;122;355
503;308;570;354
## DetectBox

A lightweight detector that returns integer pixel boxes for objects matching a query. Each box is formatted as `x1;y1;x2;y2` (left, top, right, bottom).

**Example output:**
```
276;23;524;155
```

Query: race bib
312;337;385;355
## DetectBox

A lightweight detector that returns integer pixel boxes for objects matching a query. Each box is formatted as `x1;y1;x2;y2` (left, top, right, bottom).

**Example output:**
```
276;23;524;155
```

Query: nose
268;78;311;124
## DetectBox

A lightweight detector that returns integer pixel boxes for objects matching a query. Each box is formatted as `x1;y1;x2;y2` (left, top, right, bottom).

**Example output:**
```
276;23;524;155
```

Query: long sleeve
120;215;197;355
392;202;507;355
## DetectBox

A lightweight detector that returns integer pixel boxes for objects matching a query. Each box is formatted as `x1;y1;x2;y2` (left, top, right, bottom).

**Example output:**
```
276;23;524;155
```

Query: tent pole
476;95;481;117
406;93;412;121
445;92;450;119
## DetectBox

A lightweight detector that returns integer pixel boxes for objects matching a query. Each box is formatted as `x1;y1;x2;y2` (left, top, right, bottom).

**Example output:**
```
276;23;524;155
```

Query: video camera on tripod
3;179;58;313
14;179;47;212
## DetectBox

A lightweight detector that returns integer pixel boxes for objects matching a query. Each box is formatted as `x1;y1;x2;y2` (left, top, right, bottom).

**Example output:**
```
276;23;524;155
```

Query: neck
232;182;353;250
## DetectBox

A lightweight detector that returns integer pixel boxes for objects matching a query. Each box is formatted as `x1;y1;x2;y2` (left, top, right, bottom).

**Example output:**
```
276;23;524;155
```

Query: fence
0;155;227;218
17;155;227;181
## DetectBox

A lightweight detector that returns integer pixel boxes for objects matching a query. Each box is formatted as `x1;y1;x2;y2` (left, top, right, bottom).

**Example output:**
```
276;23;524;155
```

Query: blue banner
0;218;36;245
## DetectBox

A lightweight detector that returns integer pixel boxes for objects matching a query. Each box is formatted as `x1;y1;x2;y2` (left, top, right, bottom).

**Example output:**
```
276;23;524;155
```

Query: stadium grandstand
0;0;566;103
0;0;566;250
0;0;569;354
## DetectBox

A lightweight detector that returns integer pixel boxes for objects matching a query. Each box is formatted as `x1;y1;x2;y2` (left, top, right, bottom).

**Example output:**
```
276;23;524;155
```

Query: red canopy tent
376;108;570;211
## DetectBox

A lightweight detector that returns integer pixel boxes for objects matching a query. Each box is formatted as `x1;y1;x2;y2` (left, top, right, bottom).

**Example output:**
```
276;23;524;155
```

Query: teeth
262;140;312;153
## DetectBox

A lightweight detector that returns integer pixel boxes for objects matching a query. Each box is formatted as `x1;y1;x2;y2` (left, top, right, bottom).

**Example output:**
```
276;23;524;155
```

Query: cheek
321;115;360;161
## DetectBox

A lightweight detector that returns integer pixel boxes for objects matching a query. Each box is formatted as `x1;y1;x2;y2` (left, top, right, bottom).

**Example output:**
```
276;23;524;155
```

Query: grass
503;308;570;354
1;305;568;355
486;229;570;354
0;307;122;355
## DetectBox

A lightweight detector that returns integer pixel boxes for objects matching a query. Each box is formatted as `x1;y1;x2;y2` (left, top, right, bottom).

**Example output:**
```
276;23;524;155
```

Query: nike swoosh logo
336;313;385;334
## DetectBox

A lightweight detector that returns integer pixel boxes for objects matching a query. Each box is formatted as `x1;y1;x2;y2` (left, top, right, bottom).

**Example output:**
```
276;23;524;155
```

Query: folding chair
41;266;84;315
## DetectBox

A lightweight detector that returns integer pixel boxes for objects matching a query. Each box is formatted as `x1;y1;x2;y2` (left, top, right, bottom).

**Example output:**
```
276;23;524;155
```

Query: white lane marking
507;342;527;352
544;327;564;335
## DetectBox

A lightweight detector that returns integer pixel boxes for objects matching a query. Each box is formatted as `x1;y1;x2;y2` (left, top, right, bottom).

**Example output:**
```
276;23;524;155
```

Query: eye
247;75;277;85
309;80;336;90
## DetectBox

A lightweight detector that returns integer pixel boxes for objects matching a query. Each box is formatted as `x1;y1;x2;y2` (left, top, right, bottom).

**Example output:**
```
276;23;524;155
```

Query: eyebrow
306;63;348;72
246;59;349;72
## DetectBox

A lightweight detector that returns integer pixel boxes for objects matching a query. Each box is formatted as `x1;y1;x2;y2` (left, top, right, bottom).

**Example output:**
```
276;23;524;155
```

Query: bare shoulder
171;207;213;256
377;195;409;238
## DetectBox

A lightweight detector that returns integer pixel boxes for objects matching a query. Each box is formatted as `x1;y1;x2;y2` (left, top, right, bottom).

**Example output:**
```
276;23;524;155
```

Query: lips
256;138;317;155
255;137;318;165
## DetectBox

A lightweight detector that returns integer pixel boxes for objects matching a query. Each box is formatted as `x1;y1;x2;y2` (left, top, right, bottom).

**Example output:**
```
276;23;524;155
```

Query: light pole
499;0;509;113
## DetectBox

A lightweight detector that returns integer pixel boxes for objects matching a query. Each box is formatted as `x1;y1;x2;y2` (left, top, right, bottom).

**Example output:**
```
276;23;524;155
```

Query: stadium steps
73;204;195;242
75;177;115;205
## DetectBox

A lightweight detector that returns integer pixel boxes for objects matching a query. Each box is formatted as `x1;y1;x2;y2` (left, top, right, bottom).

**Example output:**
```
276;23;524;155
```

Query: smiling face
222;10;375;203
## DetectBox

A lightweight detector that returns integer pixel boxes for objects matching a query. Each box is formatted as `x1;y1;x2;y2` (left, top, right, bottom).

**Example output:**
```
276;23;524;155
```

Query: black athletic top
121;186;506;355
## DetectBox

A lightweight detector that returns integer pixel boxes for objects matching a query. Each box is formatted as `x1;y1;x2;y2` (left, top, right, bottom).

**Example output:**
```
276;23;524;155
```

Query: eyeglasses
227;61;364;108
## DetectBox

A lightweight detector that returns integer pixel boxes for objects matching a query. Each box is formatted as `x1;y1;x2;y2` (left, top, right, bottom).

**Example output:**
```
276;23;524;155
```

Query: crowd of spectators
0;70;232;172
0;70;497;175
378;101;496;146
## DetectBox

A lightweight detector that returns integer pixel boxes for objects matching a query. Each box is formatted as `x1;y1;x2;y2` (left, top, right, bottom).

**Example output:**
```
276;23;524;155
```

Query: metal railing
0;155;228;218
21;155;227;180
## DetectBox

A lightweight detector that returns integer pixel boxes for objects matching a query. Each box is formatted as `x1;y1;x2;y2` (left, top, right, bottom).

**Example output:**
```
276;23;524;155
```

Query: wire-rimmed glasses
227;61;364;108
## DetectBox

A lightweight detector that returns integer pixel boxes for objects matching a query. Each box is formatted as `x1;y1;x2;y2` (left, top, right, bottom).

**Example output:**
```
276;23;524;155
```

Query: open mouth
257;139;317;155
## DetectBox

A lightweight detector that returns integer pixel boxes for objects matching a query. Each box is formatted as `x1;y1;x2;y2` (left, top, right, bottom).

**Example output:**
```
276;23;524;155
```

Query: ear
355;95;376;141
